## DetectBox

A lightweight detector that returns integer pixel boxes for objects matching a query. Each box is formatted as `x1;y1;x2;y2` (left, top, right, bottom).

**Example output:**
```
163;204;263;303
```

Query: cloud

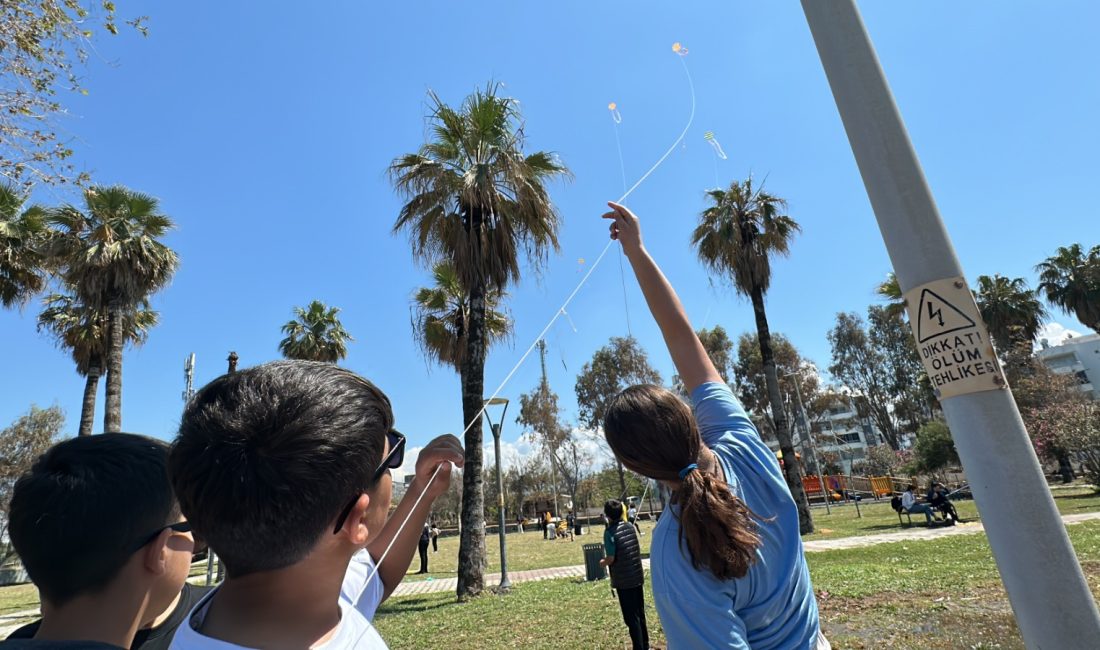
1037;322;1085;348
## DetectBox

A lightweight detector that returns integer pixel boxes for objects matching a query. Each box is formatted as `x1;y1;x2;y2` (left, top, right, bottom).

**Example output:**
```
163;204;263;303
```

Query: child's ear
142;528;172;576
336;494;371;545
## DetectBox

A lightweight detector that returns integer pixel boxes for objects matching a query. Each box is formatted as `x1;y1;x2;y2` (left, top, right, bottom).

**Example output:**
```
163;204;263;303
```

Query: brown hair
603;384;760;580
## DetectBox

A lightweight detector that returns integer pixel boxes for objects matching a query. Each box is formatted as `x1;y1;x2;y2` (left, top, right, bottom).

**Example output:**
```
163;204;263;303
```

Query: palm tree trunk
615;459;628;497
79;362;101;436
456;280;487;600
750;285;814;535
103;298;123;432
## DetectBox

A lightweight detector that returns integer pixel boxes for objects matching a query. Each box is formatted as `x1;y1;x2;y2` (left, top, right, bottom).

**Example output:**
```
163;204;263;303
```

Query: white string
456;55;697;443
361;462;446;590
362;54;697;593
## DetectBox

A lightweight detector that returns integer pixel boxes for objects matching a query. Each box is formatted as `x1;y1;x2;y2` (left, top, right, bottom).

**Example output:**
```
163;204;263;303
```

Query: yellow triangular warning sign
915;288;976;343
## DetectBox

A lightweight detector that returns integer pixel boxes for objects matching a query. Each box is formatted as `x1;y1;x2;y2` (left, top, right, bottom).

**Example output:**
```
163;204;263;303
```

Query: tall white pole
801;2;1100;646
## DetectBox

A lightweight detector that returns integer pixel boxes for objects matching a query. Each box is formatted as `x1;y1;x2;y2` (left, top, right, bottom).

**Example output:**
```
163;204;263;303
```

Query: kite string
361;462;445;590
457;54;696;443
362;53;697;592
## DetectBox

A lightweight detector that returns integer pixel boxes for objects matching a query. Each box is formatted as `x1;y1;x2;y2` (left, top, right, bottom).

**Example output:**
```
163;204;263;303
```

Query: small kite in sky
672;42;689;56
704;131;728;160
608;102;622;124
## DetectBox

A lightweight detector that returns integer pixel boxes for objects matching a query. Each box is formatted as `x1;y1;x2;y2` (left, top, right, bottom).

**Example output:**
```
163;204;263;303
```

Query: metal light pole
783;369;829;514
801;2;1100;645
485;397;511;592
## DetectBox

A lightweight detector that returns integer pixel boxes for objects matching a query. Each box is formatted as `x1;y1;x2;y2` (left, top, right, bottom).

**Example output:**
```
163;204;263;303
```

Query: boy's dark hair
604;499;624;522
8;434;177;606
169;361;390;577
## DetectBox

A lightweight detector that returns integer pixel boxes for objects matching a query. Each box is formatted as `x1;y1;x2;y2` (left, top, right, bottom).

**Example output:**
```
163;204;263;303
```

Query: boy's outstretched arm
367;434;463;601
604;202;723;394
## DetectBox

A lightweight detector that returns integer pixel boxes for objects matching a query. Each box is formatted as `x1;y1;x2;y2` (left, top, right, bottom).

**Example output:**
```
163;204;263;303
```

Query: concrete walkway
391;510;1100;597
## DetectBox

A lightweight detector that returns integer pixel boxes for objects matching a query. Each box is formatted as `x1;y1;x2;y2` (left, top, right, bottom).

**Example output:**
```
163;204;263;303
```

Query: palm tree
1036;244;1100;334
876;272;906;320
389;83;569;598
278;300;353;362
37;293;158;436
691;177;813;534
974;274;1048;351
412;261;510;369
48;186;179;432
0;183;49;308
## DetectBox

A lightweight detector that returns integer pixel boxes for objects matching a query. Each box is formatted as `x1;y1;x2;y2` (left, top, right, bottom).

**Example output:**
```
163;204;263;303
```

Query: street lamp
782;368;829;514
485;397;511;592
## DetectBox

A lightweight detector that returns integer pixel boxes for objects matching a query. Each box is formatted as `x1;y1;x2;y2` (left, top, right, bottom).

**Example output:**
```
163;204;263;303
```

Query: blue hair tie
678;463;698;480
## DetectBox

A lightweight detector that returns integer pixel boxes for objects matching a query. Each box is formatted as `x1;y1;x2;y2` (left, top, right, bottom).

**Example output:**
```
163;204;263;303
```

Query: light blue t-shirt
649;382;820;649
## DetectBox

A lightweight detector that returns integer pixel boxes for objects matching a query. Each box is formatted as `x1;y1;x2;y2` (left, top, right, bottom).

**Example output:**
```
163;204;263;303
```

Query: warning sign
904;276;1007;401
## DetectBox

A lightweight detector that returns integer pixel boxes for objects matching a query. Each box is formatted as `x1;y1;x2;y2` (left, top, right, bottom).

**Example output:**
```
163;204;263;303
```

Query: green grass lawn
401;520;658;583
801;486;1100;541
0;583;38;617
375;520;1100;650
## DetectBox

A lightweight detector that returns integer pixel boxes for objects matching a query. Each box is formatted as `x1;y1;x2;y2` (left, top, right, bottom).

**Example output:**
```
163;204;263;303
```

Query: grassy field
401;520;658;583
404;488;1100;581
0;582;38;618
375;520;1100;649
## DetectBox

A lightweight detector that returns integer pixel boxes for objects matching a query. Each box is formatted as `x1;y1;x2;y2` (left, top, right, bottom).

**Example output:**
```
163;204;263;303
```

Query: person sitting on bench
927;482;959;524
901;484;936;525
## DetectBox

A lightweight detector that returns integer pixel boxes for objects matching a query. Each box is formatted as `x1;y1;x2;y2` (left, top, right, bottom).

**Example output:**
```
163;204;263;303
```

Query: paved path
391;511;1100;597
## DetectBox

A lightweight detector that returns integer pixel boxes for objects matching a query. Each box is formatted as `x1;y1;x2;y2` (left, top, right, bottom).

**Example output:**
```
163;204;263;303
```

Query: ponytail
604;383;763;581
674;468;760;580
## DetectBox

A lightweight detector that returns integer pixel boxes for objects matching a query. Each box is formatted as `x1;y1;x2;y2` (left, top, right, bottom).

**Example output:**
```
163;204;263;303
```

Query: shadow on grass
377;597;453;615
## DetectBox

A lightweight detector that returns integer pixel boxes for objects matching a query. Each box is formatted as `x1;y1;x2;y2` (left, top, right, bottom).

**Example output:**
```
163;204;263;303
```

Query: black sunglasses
332;430;407;534
130;520;205;555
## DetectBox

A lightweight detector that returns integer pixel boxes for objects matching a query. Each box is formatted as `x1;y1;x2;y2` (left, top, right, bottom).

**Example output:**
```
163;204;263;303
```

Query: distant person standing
430;522;441;552
416;524;431;574
627;504;642;534
543;511;552;540
600;499;650;650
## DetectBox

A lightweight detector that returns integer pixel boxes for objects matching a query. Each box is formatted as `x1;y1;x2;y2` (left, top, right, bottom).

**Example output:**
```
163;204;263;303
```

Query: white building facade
1037;333;1100;400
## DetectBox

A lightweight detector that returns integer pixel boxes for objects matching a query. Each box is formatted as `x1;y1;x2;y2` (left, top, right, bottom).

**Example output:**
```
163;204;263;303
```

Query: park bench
890;495;914;526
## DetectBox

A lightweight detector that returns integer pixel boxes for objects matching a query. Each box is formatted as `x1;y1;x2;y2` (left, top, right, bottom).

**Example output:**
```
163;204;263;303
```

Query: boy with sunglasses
4;434;207;649
167;361;462;649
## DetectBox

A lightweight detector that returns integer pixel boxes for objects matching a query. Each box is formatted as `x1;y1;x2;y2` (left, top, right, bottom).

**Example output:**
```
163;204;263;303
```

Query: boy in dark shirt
3;434;204;649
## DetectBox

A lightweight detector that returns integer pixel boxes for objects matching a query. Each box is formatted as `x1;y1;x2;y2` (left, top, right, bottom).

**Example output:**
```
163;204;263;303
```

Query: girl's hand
603;201;644;256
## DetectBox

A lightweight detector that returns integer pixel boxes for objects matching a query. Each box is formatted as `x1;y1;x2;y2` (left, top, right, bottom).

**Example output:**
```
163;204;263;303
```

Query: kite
672;42;688;56
608;102;622;124
704;131;727;160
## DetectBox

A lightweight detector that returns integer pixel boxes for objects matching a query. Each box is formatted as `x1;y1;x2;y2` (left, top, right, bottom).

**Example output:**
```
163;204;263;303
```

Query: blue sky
2;1;1098;466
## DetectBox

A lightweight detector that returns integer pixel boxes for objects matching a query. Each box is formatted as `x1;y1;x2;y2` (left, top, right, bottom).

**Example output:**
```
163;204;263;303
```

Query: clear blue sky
2;1;1098;463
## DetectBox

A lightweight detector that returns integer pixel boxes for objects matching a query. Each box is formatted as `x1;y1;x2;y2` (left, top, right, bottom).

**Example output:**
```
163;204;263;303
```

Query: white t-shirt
901;491;916;510
171;551;387;649
627;507;637;519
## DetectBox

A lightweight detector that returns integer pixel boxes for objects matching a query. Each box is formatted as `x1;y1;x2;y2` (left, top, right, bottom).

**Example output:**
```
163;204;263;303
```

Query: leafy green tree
733;331;822;441
867;305;936;433
389;83;569;599
278;300;353;363
0;404;64;563
1;2;147;188
691;177;813;534
0;183;49;307
974;274;1048;351
828;311;902;450
37;292;157;436
411;261;510;370
672;325;735;395
49;186;178;432
575;336;661;496
1036;244;1100;334
910;421;959;476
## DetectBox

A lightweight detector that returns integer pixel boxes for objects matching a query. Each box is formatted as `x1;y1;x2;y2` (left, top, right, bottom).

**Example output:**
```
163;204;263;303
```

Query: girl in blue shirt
600;202;828;650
